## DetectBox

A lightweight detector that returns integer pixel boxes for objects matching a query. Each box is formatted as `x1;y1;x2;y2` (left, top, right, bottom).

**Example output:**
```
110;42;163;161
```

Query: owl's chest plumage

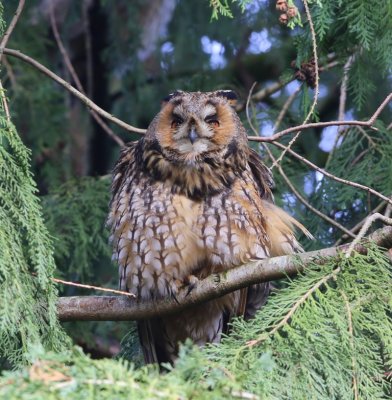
110;163;270;299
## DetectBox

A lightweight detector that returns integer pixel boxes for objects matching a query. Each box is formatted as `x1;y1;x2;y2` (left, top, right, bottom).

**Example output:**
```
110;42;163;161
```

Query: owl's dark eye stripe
205;113;217;122
171;114;183;128
205;114;219;127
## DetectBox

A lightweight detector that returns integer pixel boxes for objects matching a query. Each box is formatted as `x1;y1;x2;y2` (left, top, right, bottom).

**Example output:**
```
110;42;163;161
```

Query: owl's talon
184;275;198;296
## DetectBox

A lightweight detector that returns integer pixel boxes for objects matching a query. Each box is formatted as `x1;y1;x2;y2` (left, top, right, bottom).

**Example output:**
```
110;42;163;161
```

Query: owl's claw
184;275;198;297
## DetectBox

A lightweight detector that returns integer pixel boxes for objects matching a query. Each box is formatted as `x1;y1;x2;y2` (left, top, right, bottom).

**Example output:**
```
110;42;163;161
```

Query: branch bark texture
57;226;392;322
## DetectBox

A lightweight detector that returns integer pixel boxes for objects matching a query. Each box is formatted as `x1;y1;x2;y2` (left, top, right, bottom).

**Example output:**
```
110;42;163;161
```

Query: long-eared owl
108;90;309;364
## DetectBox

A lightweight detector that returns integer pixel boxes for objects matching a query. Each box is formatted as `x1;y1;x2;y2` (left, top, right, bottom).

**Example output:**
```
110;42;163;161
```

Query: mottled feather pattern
108;90;308;363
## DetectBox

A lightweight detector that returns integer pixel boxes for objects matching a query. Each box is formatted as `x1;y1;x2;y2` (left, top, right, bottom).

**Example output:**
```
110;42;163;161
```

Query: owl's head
145;90;248;165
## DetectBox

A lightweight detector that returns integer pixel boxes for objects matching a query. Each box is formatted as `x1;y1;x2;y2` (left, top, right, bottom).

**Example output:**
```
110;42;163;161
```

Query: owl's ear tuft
161;90;183;106
215;90;238;107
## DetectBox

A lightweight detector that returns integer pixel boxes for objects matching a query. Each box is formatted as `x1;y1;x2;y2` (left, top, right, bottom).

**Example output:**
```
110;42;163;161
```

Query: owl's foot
183;274;199;297
169;275;199;299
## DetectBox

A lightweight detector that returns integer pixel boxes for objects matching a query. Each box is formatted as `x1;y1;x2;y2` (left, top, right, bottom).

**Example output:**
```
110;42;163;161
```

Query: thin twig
325;56;354;168
385;202;392;219
245;85;355;238
3;48;146;135
334;201;387;246
0;0;25;63
338;57;353;128
245;81;259;137
273;85;302;132
51;277;136;298
2;56;17;88
277;164;355;238
247;93;391;143
341;291;359;400
345;213;392;257
271;140;392;207
49;4;124;146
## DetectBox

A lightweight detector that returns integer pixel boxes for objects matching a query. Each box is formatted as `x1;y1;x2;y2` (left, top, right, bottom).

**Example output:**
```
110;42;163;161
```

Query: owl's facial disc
167;105;223;159
155;91;243;166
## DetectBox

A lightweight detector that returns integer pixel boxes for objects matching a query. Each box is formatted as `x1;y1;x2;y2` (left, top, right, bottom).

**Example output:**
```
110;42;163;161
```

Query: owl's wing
247;147;313;252
247;147;275;202
240;148;312;322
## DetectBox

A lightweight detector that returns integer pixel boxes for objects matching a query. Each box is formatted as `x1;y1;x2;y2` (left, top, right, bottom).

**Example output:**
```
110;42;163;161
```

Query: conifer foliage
0;85;68;365
0;0;391;398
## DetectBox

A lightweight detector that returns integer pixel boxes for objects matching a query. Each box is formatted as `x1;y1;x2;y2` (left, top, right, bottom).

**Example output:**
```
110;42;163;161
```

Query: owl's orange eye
171;117;183;129
205;115;219;128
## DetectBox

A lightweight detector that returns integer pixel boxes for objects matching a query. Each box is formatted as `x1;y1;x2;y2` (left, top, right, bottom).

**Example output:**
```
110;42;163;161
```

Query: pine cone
276;0;288;12
279;13;288;25
291;58;318;89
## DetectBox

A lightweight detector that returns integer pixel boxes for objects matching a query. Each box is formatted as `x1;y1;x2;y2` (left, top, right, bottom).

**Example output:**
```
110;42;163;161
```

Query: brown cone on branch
279;13;289;25
291;58;318;89
276;0;288;12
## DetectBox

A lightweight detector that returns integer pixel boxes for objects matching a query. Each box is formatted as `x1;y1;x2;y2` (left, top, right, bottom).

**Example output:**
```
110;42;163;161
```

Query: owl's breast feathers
108;139;309;300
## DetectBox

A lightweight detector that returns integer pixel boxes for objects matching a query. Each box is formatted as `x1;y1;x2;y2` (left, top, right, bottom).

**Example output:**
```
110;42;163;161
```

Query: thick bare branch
57;226;392;322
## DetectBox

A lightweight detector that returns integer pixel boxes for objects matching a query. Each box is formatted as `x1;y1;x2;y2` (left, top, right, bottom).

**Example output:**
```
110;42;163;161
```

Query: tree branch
2;48;146;135
247;92;391;143
271;140;392;206
57;226;392;322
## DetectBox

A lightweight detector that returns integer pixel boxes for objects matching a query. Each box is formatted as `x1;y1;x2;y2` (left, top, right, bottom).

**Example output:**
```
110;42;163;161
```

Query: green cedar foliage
0;246;390;398
0;0;392;398
0;94;69;366
42;178;111;282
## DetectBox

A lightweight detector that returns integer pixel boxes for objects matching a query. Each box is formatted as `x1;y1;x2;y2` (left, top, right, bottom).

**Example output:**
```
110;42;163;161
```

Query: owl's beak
188;127;199;144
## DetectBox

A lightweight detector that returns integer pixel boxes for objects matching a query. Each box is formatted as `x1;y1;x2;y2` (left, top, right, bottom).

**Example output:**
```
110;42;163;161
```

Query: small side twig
325;56;354;168
51;277;136;298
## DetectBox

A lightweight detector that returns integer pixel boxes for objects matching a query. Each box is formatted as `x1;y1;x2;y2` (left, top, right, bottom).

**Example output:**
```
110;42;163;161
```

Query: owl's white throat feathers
177;138;210;158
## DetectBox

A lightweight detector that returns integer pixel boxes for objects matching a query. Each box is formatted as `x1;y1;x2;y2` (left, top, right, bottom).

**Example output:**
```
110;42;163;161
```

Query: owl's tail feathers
137;320;159;364
137;319;177;365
